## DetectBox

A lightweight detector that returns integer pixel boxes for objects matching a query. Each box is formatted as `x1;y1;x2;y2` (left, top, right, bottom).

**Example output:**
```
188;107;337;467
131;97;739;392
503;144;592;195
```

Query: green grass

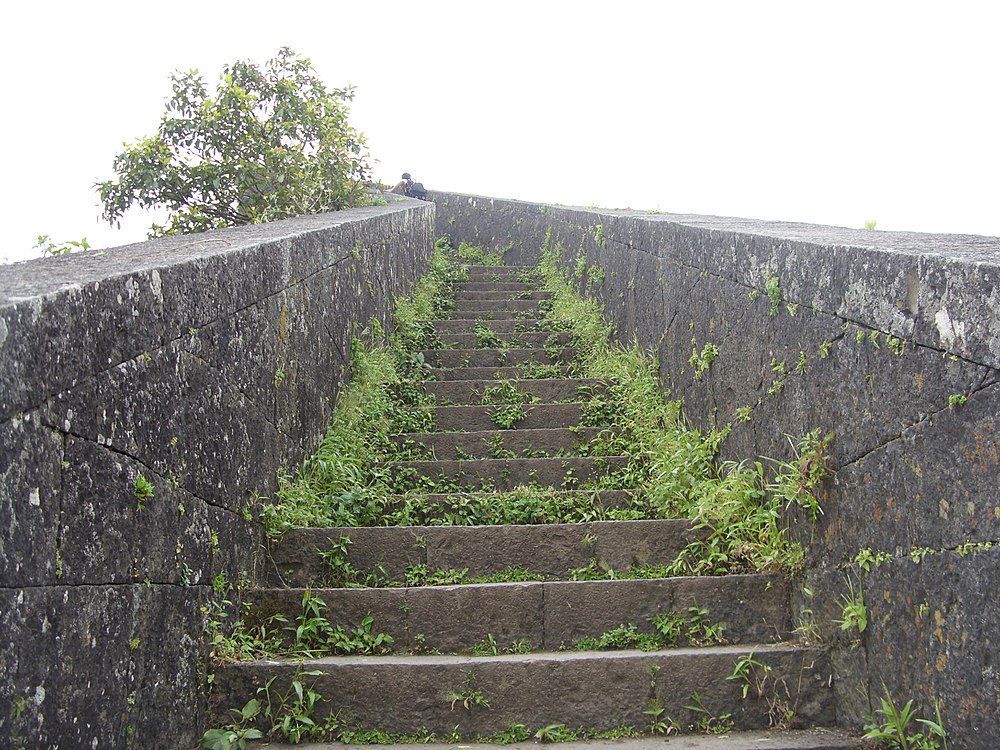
537;235;830;575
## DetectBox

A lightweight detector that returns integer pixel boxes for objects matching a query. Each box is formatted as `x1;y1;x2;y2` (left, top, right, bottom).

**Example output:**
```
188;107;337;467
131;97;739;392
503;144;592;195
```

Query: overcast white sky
2;1;998;265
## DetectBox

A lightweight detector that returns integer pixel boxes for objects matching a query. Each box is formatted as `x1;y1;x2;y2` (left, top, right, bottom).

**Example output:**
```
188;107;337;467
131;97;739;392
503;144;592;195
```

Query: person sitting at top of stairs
387;172;428;199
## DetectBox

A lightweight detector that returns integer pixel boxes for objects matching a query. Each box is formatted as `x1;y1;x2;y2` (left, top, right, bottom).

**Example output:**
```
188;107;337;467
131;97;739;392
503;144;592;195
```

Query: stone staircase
208;263;858;748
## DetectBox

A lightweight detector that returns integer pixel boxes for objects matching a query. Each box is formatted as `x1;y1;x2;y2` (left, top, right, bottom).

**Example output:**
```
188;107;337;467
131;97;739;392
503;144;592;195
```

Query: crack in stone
47;423;258;521
837;378;1000;471
182;349;288;440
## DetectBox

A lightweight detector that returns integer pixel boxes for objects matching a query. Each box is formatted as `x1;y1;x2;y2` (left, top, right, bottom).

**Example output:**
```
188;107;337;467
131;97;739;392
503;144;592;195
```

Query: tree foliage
98;47;376;237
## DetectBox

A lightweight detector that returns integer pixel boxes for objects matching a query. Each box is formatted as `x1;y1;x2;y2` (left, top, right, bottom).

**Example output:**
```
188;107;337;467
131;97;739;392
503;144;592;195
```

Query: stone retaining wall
0;200;434;748
433;192;999;748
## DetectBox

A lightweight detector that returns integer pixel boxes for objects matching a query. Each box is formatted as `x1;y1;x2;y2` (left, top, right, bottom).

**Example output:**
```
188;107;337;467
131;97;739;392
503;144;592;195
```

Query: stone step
379;489;642;529
392;427;602;460
267;517;689;586
454;281;537;292
437;331;573;350
420;348;577;369
450;297;542;311
418;403;587;432
209;643;835;737
454;289;551;301
425;378;605;406
431;318;544;334
461;264;536;278
430;365;575;381
388;456;630;492
445;308;536;320
245;574;790;655
255;729;862;750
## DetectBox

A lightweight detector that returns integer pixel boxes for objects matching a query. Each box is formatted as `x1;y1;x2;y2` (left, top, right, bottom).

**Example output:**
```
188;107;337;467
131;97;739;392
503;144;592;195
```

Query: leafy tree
98;47;377;237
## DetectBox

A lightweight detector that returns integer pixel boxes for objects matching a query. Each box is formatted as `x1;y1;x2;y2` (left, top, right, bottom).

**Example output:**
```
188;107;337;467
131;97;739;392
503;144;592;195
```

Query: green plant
728;651;772;700
285;591;393;656
258;670;335;743
763;272;783;316
534;723;577;743
855;547;893;571
134;474;154;511
446;671;490;710
34;234;91;257
793;586;821;644
947;394;967;409
689;341;720;380
473;324;504;349
98;47;374;237
684;691;734;734
864;219;878;230
863;687;947;750
404;563;469;587
201;699;264;749
489;403;528;429
491;722;532;744
456;241;505;266
644;703;679;735
835;577;868;645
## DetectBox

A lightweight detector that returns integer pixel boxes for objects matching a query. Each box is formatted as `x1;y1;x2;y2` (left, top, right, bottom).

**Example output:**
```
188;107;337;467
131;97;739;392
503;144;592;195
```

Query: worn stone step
454;280;538;291
246;574;790;655
268;516;685;586
437;331;573;349
392;427;602;460
429;365;575;381
257;728;862;750
425;378;605;406
420;403;586;432
451;297;542;311
420;348;577;369
210;643;835;737
381;489;641;528
454;289;551;301
461;264;535;276
431;318;544;334
388;455;630;492
445;308;536;320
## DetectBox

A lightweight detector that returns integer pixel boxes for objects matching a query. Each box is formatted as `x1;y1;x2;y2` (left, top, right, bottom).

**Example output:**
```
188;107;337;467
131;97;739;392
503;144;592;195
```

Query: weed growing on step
446;670;491;710
684;691;734;734
571;607;725;651
863;687;948;750
201;698;263;749
473;323;504;348
258;670;338;743
285;590;394;657
489;403;528;429
516;361;564;379
538;240;830;575
456;241;506;266
644;702;680;735
316;537;391;587
470;634;533;656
